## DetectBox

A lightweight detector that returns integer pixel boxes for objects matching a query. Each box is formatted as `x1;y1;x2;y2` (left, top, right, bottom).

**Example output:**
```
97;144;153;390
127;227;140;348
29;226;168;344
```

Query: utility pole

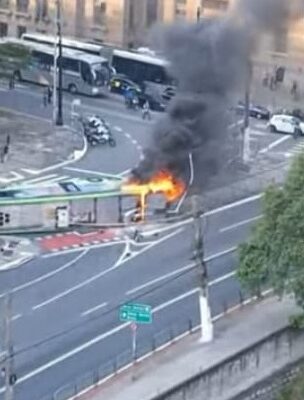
191;195;213;343
55;0;63;126
52;7;58;126
243;60;252;163
3;293;16;400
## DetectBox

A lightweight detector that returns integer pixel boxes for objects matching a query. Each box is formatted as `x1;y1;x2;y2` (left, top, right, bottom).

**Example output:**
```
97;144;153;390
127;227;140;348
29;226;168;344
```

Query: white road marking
19;174;58;185
39;175;70;185
114;126;122;132
11;314;22;322
126;263;196;295
0;250;89;298
208;271;236;286
124;133;131;139
81;302;108;317
64;167;122;181
259;135;290;154
32;229;184;310
131;139;138;145
228;120;243;129
118;168;131;177
219;215;262;233
250;129;268;136
3;288;198;390
205;193;263;217
0;171;24;184
205;246;237;262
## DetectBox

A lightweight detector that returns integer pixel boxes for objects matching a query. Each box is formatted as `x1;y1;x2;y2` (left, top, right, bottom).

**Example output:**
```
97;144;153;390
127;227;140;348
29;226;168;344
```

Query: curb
0;253;34;271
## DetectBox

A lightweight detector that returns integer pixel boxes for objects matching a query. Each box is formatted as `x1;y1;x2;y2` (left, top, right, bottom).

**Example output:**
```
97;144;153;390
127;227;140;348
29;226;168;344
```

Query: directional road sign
119;303;152;324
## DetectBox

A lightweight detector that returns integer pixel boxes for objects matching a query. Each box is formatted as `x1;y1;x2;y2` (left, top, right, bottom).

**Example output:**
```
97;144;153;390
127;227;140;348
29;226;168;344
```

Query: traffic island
0;236;38;271
0;108;85;185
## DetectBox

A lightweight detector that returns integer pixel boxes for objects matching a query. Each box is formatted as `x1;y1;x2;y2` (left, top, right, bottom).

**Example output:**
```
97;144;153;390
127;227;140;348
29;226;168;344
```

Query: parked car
110;74;142;95
267;114;304;135
235;102;270;120
137;92;167;112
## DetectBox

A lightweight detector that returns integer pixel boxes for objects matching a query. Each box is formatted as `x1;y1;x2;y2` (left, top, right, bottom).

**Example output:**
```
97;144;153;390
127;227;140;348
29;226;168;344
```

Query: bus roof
113;49;169;67
5;37;108;64
21;33;107;54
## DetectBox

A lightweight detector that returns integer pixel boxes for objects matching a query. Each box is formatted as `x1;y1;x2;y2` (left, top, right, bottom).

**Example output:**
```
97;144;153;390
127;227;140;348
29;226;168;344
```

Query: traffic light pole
243;61;252;163
55;0;63;126
192;195;213;343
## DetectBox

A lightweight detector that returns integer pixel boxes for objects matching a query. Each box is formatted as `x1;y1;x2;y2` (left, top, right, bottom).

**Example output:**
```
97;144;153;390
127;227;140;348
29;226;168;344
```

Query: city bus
21;33;176;98
111;49;176;99
21;32;113;59
6;38;110;96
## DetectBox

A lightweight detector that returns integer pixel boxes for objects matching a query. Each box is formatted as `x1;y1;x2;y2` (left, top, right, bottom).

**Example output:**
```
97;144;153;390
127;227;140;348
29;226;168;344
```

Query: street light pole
4;292;16;400
191;195;213;343
55;0;63;126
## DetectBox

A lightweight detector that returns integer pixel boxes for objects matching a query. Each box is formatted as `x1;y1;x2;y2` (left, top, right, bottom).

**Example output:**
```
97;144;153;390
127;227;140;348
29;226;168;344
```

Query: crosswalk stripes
283;140;304;158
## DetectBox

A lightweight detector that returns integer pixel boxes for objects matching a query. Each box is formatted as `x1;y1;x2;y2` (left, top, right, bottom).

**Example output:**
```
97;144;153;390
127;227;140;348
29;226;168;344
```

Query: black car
137;92;166;112
110;75;142;95
235;102;270;120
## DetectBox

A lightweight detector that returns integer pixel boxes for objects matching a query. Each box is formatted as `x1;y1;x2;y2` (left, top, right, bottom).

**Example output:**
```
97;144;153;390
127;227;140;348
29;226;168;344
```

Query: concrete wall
152;327;304;400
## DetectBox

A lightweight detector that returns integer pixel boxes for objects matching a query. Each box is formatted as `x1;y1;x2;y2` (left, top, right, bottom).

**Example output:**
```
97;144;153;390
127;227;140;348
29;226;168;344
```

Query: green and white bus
5;38;111;96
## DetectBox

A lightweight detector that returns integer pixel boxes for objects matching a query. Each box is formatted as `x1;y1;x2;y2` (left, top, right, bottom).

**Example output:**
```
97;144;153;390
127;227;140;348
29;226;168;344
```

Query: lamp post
243;60;252;163
55;0;63;126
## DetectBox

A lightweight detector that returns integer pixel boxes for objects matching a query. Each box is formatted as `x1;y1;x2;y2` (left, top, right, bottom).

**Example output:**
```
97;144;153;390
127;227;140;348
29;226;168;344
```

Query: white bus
21;33;113;60
111;49;176;98
21;33;176;97
6;38;110;96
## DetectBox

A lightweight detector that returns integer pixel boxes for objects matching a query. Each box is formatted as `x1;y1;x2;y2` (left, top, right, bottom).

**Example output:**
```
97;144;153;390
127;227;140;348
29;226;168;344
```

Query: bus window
60;57;80;73
32;50;53;70
80;61;93;84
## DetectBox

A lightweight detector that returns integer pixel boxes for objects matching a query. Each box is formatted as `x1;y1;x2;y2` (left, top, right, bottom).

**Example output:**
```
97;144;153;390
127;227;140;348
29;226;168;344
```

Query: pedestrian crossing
283;140;304;158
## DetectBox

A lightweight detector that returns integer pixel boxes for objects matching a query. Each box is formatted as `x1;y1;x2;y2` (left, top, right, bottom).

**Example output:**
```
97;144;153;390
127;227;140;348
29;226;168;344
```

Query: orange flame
122;170;186;203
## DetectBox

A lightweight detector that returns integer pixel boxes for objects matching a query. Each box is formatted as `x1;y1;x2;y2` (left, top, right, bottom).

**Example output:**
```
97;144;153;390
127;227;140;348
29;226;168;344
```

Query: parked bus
111;49;176;98
6;38;110;96
21;33;176;98
21;32;113;60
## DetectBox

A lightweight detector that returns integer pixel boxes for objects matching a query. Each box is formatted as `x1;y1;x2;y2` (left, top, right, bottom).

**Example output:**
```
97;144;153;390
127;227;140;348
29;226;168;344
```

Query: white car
268;114;304;135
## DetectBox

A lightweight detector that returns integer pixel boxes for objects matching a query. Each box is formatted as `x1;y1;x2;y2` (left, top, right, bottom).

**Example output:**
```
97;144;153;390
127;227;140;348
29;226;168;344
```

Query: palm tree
0;42;30;79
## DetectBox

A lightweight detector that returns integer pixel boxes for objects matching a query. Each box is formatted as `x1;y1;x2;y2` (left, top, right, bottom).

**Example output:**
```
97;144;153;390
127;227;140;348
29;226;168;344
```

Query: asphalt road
0;193;263;400
0;82;270;399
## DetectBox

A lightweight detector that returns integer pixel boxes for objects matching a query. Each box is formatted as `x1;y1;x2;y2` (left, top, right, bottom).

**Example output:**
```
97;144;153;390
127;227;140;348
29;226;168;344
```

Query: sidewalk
0;107;85;185
82;296;300;400
0;235;38;270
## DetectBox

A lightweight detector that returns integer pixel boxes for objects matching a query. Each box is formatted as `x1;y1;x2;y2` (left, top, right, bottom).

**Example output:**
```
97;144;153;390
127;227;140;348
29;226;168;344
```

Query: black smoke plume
132;0;303;185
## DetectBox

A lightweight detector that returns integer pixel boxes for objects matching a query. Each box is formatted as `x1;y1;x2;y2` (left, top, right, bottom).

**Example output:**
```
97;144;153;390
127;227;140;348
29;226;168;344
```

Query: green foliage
0;42;30;78
289;313;304;329
277;369;304;400
238;153;304;310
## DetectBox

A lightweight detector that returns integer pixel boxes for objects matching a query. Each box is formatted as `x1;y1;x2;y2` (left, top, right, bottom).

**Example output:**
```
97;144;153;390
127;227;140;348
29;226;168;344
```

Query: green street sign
119;303;152;324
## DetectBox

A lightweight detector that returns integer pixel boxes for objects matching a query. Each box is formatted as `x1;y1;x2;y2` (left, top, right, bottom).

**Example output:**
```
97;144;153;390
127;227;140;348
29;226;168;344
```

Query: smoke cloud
132;0;303;186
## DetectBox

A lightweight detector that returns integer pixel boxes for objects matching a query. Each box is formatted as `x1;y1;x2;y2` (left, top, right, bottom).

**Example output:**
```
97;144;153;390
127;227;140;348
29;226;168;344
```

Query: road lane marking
5;288;199;389
11;314;22;322
126;263;196;295
32;228;185;311
208;271;236;286
219;215;262;233
19;174;58;185
64;167;121;180
81;302;108;317
259;134;290;154
205;246;237;262
0;250;89;298
205;193;263;217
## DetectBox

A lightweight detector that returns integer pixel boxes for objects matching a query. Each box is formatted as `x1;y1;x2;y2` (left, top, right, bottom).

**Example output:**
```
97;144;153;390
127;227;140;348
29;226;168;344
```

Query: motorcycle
84;116;116;147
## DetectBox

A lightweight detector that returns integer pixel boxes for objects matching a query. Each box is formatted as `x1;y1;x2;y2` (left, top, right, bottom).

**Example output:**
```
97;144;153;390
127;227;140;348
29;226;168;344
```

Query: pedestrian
8;75;14;90
6;134;10;147
47;86;53;104
1;144;9;163
142;100;151;120
43;89;48;107
262;73;269;87
291;80;298;100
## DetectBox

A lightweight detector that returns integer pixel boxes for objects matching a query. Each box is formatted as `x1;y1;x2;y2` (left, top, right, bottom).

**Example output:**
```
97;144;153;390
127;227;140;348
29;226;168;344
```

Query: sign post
119;303;152;364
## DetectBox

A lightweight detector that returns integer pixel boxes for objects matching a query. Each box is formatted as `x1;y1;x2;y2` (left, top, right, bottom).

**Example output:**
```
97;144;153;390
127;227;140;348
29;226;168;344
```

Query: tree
0;42;30;79
238;153;304;314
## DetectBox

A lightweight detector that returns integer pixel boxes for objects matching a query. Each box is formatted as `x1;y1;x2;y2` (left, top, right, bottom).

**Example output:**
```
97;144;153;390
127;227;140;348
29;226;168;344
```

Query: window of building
146;0;158;27
274;27;288;53
128;0;135;30
0;0;9;9
17;25;26;37
93;0;106;25
16;0;29;13
35;0;48;20
0;22;8;37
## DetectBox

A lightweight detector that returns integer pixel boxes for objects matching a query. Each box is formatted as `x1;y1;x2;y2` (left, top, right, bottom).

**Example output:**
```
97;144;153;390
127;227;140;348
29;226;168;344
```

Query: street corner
35;229;125;253
0;235;39;271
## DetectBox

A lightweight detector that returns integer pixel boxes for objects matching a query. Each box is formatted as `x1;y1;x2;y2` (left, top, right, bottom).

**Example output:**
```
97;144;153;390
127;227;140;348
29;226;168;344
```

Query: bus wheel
68;84;78;94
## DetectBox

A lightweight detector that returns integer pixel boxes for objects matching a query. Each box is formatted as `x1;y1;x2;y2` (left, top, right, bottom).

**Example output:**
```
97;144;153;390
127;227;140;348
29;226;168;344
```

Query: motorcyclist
124;87;138;109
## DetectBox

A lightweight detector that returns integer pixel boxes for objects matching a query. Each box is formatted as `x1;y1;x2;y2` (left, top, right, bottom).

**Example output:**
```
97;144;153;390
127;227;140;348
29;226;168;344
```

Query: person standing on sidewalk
43;88;48;107
47;86;53;104
142;100;151;120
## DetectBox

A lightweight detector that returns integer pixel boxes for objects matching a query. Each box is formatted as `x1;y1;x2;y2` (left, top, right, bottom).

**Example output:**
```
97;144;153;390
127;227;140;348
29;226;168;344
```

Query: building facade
0;0;302;58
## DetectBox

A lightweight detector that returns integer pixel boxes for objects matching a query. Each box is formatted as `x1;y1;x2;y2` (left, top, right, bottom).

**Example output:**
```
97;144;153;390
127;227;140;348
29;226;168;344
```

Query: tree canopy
238;153;304;312
0;42;30;78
